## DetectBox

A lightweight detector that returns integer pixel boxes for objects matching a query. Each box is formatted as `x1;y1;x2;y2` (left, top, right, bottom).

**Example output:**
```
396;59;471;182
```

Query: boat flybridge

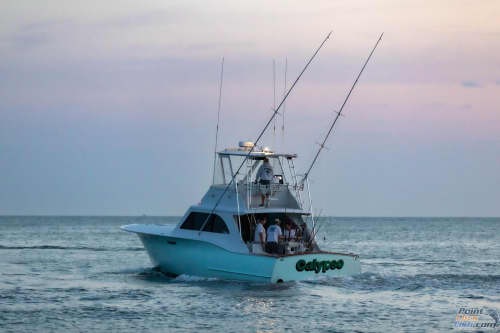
122;31;382;282
122;141;360;283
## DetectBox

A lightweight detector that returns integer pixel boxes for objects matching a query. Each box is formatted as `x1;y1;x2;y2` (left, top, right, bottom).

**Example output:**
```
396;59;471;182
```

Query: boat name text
295;259;344;273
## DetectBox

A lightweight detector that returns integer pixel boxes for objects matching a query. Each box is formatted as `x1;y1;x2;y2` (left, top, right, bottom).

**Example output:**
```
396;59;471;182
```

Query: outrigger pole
212;57;225;184
300;33;384;186
199;31;333;232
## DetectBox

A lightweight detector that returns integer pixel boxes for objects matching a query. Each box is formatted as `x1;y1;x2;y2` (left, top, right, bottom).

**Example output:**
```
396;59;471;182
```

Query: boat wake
302;271;500;295
173;274;220;282
0;245;144;251
131;268;220;283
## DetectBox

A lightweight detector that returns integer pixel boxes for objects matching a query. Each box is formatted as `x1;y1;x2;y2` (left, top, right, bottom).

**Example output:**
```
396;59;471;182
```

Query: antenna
199;31;333;233
212;57;224;184
281;57;288;148
272;59;277;150
273;59;277;112
300;33;383;185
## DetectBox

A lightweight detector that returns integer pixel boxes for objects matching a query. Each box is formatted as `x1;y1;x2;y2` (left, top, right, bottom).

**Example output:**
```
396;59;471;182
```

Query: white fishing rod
300;33;384;186
199;32;333;233
309;208;325;247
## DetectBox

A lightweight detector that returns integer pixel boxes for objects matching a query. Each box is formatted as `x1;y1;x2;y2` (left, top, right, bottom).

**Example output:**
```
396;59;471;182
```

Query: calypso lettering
295;259;344;273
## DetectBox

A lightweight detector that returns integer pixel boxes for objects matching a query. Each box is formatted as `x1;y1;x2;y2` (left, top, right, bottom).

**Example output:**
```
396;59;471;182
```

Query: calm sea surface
0;216;498;332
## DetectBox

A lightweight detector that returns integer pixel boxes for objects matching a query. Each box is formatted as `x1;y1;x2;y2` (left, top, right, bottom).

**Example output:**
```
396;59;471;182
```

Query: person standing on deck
283;221;297;241
255;157;274;207
266;218;283;254
254;216;267;251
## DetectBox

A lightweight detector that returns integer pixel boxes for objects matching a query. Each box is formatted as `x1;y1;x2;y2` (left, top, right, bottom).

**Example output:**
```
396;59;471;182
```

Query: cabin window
203;215;229;234
180;212;207;230
180;212;229;234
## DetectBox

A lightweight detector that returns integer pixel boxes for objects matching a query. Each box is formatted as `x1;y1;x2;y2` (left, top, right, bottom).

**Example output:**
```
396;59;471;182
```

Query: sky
0;0;499;216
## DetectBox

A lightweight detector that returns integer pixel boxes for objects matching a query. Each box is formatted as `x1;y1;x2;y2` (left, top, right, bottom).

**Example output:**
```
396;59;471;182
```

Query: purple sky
0;1;499;216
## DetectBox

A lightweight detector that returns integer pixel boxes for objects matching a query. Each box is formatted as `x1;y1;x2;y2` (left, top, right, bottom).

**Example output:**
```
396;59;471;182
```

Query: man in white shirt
265;218;283;254
283;221;296;241
254;216;267;251
255;157;274;207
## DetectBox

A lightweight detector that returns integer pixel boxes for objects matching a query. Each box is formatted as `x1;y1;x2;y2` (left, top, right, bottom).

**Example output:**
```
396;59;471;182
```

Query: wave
0;245;144;251
101;267;219;285
173;274;220;282
125;268;223;284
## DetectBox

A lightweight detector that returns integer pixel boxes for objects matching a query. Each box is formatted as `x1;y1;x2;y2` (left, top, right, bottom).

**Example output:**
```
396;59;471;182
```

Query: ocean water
0;216;498;332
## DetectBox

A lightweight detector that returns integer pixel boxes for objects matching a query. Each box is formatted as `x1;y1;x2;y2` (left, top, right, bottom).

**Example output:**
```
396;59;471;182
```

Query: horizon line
0;214;499;219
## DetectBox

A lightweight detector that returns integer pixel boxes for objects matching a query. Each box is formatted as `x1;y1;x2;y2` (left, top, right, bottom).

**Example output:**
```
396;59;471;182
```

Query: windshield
213;155;286;185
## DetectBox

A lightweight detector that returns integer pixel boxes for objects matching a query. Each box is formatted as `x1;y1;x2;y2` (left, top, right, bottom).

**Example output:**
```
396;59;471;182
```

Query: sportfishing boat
123;142;360;283
122;32;382;283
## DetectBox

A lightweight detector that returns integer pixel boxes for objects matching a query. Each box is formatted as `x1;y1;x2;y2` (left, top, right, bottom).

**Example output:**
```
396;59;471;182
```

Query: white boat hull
137;233;361;283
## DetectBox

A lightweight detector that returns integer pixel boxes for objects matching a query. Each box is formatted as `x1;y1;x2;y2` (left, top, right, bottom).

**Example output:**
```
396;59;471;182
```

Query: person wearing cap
265;218;283;254
255;157;274;207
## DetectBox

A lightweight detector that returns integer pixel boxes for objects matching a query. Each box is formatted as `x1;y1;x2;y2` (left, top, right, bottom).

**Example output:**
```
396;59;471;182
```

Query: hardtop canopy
218;147;297;160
